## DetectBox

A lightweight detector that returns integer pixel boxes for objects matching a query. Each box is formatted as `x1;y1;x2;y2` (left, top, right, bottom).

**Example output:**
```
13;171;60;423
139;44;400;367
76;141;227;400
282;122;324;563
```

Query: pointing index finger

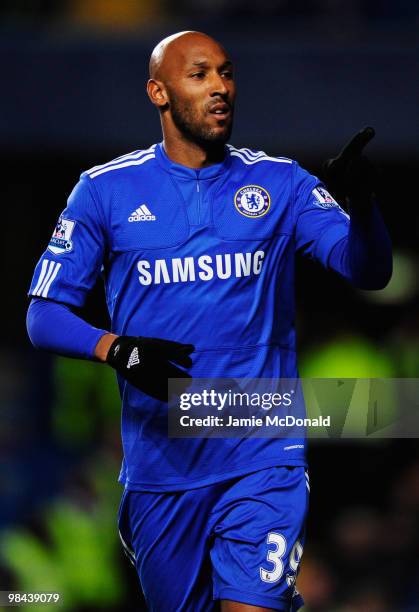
338;126;375;161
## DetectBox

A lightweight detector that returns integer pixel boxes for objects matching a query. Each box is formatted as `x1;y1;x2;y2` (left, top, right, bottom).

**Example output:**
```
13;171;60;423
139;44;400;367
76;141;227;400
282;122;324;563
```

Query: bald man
27;31;392;612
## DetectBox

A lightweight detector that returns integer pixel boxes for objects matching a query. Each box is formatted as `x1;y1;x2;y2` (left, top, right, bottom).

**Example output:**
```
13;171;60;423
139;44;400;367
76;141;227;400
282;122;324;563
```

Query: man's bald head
147;31;235;150
149;31;226;82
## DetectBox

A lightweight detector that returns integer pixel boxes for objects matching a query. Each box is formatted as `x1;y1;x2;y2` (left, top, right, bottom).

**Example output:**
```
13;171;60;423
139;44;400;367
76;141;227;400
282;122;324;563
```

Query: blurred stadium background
1;1;418;610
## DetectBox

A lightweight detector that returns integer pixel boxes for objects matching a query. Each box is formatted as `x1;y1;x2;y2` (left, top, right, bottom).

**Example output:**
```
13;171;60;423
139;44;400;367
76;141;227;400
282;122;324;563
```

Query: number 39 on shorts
260;533;303;584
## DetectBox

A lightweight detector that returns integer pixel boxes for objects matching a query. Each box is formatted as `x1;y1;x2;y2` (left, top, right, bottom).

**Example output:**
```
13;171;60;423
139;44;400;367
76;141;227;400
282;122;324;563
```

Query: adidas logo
127;347;140;369
128;204;156;222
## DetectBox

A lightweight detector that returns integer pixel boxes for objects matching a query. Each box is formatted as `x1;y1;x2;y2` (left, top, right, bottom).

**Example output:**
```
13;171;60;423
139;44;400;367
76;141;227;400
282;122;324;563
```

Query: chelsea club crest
234;185;270;218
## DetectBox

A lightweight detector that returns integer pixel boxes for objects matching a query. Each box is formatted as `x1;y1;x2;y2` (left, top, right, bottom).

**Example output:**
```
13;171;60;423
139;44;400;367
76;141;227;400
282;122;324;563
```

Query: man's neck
162;134;226;169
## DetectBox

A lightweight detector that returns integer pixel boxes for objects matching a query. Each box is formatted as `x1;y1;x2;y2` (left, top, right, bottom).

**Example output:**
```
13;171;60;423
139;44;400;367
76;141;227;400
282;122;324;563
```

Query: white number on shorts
260;532;287;583
289;540;303;572
260;535;304;585
286;540;304;586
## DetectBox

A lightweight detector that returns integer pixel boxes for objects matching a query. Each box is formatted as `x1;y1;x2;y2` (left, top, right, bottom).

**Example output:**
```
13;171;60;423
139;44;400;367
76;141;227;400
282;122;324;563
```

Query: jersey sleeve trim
28;275;92;308
31;260;62;298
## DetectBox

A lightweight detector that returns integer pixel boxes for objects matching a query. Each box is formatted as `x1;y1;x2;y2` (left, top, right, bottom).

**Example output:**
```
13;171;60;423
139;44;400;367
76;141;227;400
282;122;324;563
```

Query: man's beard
168;92;233;146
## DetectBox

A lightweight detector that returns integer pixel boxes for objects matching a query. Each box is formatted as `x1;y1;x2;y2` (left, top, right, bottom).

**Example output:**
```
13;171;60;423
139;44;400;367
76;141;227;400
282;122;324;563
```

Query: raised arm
293;128;392;289
322;127;392;289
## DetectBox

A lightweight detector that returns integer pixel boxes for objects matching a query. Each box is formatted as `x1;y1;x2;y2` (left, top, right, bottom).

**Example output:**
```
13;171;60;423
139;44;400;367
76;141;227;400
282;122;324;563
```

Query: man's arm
327;201;392;290
294;127;392;289
27;297;110;360
27;297;117;362
27;175;194;401
323;127;392;289
27;298;194;401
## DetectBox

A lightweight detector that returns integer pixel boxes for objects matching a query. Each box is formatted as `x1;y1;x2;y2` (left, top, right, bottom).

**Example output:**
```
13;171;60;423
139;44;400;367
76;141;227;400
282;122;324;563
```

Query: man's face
162;38;236;145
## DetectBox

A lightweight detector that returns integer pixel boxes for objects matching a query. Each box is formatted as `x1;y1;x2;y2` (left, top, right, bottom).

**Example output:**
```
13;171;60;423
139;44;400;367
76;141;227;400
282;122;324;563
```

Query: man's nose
209;72;228;96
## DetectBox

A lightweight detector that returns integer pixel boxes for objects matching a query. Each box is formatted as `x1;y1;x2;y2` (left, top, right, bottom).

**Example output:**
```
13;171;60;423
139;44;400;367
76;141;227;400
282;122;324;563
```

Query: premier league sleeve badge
48;216;76;255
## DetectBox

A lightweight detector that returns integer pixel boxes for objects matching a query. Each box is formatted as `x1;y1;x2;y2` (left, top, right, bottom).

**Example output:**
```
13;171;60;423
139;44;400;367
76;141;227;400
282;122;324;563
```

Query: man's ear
147;79;168;108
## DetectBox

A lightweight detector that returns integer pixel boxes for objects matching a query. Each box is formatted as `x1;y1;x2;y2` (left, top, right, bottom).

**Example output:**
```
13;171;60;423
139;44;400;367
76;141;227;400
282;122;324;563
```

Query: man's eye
191;72;205;79
221;71;233;79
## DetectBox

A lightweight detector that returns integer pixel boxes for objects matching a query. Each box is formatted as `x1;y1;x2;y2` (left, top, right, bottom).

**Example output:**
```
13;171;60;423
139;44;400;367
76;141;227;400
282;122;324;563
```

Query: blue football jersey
29;143;350;491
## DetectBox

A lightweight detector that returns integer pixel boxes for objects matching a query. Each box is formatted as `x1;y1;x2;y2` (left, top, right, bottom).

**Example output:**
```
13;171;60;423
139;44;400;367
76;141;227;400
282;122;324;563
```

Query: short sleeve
293;162;350;268
28;176;106;307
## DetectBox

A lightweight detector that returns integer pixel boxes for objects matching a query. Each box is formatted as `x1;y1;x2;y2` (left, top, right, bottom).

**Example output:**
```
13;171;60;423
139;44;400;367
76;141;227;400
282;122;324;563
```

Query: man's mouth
208;102;231;119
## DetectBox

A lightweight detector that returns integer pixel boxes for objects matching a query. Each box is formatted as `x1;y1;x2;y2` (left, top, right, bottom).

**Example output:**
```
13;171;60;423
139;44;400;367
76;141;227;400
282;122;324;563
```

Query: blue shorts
118;466;309;611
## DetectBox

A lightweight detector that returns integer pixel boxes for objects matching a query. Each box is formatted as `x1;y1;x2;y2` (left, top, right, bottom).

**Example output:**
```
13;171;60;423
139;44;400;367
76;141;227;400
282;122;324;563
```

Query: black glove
322;127;379;211
106;336;194;402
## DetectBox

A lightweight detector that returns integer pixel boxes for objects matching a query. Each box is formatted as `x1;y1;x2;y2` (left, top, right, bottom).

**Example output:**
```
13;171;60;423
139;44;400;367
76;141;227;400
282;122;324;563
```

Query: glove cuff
106;335;130;366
